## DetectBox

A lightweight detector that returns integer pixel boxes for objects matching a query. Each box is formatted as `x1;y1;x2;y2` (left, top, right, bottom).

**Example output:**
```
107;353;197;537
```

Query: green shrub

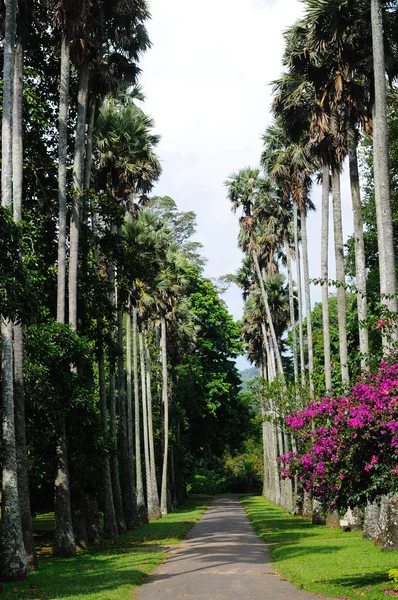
389;569;398;590
187;469;228;495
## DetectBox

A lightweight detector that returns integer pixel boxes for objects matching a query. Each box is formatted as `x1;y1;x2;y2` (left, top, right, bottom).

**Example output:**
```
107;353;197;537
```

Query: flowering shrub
281;362;398;509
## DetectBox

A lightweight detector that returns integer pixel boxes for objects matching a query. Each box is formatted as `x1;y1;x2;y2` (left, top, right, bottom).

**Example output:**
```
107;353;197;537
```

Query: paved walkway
136;496;334;600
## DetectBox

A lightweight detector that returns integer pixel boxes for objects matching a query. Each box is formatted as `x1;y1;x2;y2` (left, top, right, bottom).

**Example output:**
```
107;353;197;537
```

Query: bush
187;469;228;495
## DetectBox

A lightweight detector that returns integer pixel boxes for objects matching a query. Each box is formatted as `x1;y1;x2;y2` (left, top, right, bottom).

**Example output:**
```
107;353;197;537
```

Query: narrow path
136;496;334;600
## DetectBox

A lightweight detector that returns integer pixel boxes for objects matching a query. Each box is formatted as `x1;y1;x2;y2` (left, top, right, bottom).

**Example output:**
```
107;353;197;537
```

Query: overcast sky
140;0;355;369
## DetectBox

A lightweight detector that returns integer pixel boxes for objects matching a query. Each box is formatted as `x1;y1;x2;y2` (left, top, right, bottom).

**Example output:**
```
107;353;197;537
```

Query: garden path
135;496;335;600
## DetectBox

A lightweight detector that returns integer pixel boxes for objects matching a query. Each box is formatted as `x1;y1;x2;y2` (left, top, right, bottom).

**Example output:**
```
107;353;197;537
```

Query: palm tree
132;304;147;522
47;0;89;559
225;168;284;377
154;250;189;515
95;95;161;527
138;324;157;519
124;211;167;521
261;122;316;394
272;46;345;389
98;339;118;538
0;0;28;580
304;0;371;365
241;273;292;507
371;0;397;332
12;0;37;571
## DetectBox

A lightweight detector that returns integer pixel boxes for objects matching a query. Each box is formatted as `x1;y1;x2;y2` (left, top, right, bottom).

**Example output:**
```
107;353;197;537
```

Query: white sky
140;0;355;369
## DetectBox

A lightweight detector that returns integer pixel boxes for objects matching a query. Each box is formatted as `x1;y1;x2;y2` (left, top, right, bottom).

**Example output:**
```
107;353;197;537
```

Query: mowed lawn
2;497;211;600
241;495;398;600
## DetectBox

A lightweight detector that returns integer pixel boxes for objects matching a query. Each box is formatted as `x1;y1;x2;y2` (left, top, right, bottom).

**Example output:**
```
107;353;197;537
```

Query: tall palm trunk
371;0;398;330
277;422;284;507
331;167;349;385
261;328;273;502
108;269;126;534
126;305;134;481
321;165;332;392
160;314;169;516
262;324;280;505
252;248;284;376
293;203;305;387
53;35;76;558
139;327;154;519
300;208;315;397
109;356;126;534
84;97;96;190
133;306;146;521
285;235;298;384
58;59;89;554
145;329;161;519
12;21;37;571
68;59;89;330
0;0;28;579
98;345;118;539
117;301;139;530
347;126;369;367
53;419;76;557
56;33;70;324
283;429;293;511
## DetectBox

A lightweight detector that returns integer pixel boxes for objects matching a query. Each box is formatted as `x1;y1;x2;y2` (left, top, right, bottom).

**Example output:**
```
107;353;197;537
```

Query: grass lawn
2;497;211;600
241;495;398;600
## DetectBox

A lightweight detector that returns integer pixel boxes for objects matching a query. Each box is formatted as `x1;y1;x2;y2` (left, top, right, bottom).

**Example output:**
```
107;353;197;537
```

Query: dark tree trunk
86;495;102;545
53;420;76;557
12;20;37;570
0;0;28;581
117;302;139;530
98;346;118;539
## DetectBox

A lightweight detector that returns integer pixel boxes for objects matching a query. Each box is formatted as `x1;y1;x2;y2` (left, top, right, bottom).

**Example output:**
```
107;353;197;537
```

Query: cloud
139;0;354;354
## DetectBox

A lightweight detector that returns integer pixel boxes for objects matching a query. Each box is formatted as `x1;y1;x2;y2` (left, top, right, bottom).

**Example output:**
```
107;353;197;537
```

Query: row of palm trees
226;0;398;511
0;0;204;580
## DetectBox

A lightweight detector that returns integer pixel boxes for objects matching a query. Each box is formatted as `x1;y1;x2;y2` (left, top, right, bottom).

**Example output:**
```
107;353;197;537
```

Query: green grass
2;497;211;600
241;495;398;600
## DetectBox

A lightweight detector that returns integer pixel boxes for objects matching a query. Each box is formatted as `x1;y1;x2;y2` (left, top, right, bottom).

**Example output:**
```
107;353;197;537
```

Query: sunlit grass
2;497;211;600
241;495;398;600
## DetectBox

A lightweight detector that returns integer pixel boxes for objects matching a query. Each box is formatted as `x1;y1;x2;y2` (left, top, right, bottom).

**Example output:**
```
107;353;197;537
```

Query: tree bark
160;315;169;516
133;306;147;522
68;59;89;331
363;502;381;540
0;0;28;579
126;305;133;478
348;126;369;367
117;300;139;530
56;34;70;324
84;97;96;191
108;266;126;534
12;25;37;571
285;236;298;385
98;345;118;539
85;495;102;545
300;209;315;397
109;358;127;534
293;203;305;387
321;164;332;392
53;420;76;557
371;0;398;330
331;168;349;385
145;328;161;519
252;249;284;376
139;327;154;519
14;324;37;570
